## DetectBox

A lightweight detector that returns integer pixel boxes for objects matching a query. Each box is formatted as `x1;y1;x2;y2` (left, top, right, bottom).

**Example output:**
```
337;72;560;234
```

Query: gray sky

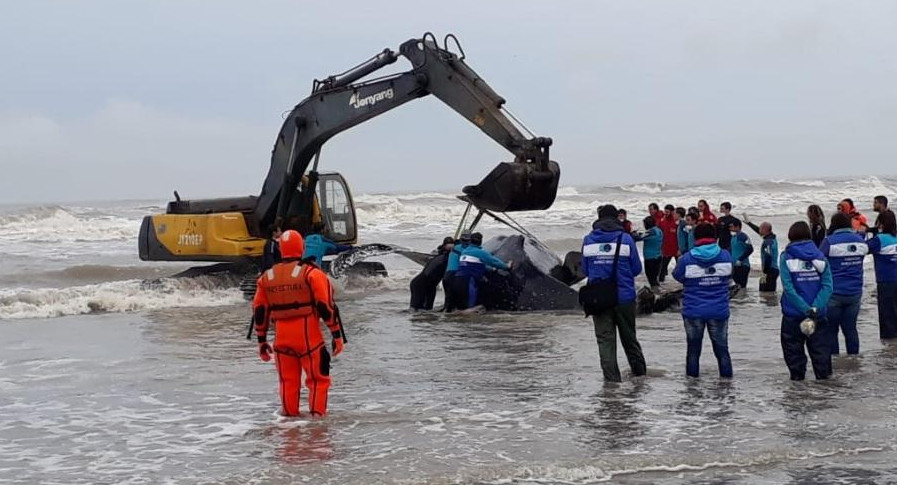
2;0;897;204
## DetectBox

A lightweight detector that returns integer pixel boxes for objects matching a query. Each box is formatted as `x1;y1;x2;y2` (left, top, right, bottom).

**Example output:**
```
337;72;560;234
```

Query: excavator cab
315;172;357;245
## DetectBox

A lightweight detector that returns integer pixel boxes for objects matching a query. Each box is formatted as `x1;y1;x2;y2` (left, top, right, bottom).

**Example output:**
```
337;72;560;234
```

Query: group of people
583;196;897;382
409;230;511;312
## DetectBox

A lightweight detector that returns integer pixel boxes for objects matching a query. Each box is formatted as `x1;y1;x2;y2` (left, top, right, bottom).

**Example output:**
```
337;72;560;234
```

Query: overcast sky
2;0;897;203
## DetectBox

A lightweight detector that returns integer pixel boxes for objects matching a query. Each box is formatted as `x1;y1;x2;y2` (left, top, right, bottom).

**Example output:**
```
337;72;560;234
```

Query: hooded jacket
779;240;833;318
820;229;868;296
867;233;897;283
581;219;642;304
457;244;508;278
446;242;469;272
672;242;733;320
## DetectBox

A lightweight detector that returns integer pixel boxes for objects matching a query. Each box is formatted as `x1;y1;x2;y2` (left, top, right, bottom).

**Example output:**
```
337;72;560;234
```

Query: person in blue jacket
442;230;471;312
452;232;510;310
634;216;663;289
866;209;897;340
819;212;868;355
779;221;834;380
302;229;352;266
581;204;646;383
728;220;754;289
672;223;734;378
680;212;698;254
675;207;689;257
743;216;780;292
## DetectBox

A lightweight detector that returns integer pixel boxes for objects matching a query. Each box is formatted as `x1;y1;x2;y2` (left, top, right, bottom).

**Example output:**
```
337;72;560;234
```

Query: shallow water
3;276;897;484
4;177;897;483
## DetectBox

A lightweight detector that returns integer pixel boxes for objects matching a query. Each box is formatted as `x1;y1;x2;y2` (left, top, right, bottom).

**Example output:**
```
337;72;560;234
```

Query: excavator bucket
462;160;561;212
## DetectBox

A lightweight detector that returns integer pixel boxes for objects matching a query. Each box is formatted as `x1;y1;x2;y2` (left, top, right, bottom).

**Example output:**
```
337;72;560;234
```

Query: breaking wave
616;182;666;194
0;205;138;244
0;274;243;320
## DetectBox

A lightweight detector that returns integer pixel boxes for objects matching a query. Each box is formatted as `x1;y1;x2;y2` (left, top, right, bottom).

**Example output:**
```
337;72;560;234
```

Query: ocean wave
0;275;243;320
616;182;666;194
0;206;139;244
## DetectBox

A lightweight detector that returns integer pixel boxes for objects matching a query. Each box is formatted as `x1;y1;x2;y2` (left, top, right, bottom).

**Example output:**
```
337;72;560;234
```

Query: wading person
659;204;679;282
442;230;471;312
252;230;347;416
743;216;780;292
452;232;510;310
635;216;663;289
409;237;454;311
728;219;753;289
580;204;647;383
837;198;869;234
872;195;889;235
648;202;663;226
807;204;827;247
672;223;734;378
820;213;868;355
716;202;740;251
779;221;833;380
262;226;283;272
618;208;633;234
867;210;897;341
698;199;717;225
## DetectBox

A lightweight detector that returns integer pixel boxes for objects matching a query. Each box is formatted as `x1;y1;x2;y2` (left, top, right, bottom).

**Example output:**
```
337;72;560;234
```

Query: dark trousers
759;268;779;292
827;293;861;355
733;265;750;288
659;256;674;282
442;271;456;312
683;318;733;378
449;274;478;311
592;302;646;382
644;257;662;287
877;282;897;339
410;274;439;310
781;315;832;380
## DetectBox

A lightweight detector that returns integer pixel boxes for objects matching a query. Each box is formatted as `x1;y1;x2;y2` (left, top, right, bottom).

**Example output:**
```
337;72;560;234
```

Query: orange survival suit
252;230;347;417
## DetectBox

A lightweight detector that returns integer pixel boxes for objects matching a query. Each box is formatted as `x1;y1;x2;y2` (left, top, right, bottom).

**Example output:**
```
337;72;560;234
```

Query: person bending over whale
450;232;510;311
409;237;454;311
302;227;352;266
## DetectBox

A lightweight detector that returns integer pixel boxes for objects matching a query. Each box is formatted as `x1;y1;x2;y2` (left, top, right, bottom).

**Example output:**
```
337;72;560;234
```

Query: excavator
138;33;561;279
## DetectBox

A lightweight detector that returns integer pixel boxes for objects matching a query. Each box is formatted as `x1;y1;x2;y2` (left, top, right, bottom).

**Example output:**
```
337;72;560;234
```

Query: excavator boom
257;33;560;234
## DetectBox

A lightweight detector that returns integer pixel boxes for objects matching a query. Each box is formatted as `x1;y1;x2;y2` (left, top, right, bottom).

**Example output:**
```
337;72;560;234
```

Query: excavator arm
255;33;560;234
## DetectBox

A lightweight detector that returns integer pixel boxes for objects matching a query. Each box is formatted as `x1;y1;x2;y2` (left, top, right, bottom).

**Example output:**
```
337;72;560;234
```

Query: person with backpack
580;204;647;383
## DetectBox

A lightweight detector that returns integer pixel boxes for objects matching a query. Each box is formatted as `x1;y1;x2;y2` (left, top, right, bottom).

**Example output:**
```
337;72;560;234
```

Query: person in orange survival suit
252;230;347;417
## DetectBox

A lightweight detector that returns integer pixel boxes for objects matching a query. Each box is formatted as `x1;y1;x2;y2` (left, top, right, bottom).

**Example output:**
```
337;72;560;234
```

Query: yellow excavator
138;33;560;269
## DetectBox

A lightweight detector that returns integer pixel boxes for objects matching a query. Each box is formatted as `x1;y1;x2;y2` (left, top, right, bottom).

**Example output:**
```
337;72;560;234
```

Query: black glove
806;307;819;321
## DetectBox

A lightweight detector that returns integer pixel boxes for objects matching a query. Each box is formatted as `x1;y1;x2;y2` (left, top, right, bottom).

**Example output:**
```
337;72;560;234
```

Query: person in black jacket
716;202;740;251
261;226;282;271
807;205;826;247
410;237;455;310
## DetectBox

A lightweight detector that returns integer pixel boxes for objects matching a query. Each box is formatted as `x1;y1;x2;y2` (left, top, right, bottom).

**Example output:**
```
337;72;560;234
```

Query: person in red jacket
698;199;718;224
658;204;680;282
252;230;347;417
